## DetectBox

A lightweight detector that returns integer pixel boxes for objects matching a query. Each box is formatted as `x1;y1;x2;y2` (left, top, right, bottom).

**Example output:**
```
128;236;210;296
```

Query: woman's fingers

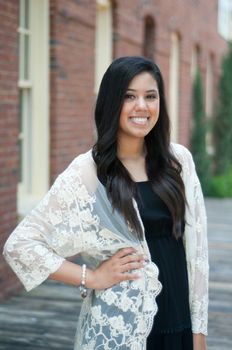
121;261;145;272
120;253;146;266
121;271;141;281
113;249;146;279
91;247;147;289
112;247;146;264
111;248;147;275
114;247;137;259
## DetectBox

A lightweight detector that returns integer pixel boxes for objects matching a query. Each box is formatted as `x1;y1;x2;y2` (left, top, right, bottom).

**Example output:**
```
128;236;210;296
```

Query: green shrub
207;168;232;197
191;69;211;195
213;42;232;174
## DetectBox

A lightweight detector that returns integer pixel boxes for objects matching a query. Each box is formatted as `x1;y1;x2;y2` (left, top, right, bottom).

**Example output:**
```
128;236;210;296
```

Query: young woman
4;56;208;350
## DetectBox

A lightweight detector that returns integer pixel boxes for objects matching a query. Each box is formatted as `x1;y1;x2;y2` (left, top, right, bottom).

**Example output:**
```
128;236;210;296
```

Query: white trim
17;185;46;216
218;0;232;41
17;0;50;215
169;33;180;143
97;0;111;9
95;0;113;93
18;28;30;35
30;0;50;198
205;54;214;155
18;80;32;88
205;55;213;118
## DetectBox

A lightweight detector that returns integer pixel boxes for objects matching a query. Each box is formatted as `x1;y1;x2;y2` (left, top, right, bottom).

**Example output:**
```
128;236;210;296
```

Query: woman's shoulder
170;143;197;181
72;149;94;164
170;142;193;164
56;149;97;188
170;142;191;157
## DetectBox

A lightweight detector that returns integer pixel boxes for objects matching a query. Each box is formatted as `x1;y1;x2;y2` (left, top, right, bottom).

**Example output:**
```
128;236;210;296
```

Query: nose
134;96;148;111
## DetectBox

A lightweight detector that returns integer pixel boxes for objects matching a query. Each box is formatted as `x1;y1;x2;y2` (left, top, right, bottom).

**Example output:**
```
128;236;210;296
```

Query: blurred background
0;0;232;301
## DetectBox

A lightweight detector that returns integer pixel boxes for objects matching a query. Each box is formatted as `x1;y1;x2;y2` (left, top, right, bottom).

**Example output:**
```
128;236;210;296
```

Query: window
205;54;215;154
205;54;214;118
18;0;50;215
18;0;32;196
143;16;155;59
95;0;113;93
169;33;180;142
191;45;201;80
218;0;232;41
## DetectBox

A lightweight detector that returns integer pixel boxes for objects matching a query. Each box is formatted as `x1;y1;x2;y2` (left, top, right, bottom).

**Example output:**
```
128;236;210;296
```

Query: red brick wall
0;0;228;299
49;0;96;182
112;0;227;146
0;0;21;299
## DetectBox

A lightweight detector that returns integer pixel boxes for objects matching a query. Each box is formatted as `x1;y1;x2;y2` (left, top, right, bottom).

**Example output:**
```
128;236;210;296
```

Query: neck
117;136;145;160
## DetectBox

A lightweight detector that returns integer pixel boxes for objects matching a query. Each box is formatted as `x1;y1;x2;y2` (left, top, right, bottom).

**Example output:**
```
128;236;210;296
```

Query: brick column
49;0;96;182
0;0;22;299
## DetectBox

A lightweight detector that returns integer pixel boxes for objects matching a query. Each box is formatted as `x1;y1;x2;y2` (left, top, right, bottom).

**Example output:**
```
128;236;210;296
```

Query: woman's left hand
193;333;207;350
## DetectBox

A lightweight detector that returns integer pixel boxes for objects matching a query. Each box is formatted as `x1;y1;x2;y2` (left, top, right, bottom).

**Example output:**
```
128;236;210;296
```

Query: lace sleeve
172;144;209;335
190;169;209;335
181;147;209;335
3;174;83;292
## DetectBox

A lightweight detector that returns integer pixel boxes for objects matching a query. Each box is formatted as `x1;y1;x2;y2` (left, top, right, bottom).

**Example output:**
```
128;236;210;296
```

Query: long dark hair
92;56;186;239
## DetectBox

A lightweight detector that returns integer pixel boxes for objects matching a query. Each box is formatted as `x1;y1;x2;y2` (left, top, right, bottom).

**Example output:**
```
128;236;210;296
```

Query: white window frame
18;0;50;216
191;46;200;81
205;54;214;155
169;32;180;143
95;0;113;94
218;0;232;41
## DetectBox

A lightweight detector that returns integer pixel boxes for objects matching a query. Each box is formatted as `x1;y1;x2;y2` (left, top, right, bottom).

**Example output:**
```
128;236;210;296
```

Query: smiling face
117;71;160;144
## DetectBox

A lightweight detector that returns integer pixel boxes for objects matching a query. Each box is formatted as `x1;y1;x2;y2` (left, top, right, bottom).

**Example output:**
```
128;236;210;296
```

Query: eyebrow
126;88;159;93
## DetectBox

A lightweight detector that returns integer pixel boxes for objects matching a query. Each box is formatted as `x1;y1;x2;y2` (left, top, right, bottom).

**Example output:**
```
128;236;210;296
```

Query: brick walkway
0;198;231;349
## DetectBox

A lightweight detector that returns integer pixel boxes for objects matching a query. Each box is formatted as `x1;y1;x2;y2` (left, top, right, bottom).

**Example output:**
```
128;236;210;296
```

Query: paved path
0;198;231;349
206;199;232;350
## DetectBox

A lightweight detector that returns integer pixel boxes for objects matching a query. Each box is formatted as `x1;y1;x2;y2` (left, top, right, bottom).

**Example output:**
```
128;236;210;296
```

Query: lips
129;117;149;125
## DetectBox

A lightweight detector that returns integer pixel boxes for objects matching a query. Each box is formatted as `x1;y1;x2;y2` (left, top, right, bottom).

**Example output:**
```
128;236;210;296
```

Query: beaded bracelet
80;264;88;298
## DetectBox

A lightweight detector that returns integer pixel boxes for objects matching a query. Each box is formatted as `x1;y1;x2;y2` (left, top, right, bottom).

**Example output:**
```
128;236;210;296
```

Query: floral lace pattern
76;263;161;349
3;144;209;349
172;144;209;335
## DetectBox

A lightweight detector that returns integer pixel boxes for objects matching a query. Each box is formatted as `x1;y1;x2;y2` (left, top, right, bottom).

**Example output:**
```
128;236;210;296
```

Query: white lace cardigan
3;143;208;350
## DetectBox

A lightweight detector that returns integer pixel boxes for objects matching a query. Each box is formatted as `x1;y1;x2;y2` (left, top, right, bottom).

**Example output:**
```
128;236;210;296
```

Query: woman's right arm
49;247;146;290
3;170;145;292
3;174;82;291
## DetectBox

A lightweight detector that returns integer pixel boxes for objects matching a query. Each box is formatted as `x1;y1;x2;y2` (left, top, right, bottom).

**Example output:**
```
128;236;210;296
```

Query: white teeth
130;117;149;125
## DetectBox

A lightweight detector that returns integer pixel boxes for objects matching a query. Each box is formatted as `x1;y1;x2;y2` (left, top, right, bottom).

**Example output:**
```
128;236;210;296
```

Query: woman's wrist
193;333;207;350
85;267;97;289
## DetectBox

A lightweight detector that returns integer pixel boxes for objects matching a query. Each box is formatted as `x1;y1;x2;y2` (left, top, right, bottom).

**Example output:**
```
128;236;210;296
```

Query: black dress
136;181;193;350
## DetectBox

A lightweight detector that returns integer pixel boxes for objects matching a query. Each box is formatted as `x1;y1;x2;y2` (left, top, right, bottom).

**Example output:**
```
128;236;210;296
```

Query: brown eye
125;94;135;100
146;94;157;100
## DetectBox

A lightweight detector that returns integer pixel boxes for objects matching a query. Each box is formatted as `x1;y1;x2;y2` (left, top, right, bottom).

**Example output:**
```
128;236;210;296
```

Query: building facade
0;0;228;299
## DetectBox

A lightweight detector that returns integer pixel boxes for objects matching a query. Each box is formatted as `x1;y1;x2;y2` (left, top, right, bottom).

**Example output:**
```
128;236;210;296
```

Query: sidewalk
206;199;232;350
0;198;231;349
